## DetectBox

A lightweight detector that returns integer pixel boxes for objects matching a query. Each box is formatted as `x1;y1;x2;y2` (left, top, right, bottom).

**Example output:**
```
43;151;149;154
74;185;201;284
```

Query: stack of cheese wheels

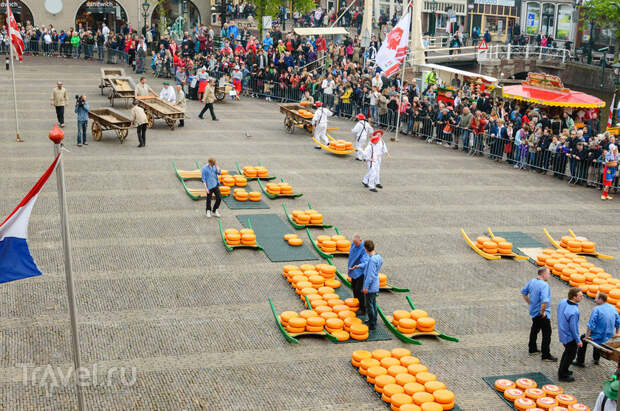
481;240;498;255
266;182;293;195
475;236;491;249
219;186;231;196
233;188;249;201
328;139;354;151
316;264;337;281
494;379;516;392
535;396;558;409
344;316;363;333
216;170;229;182
248;191;261;202
224;228;241;246
233;175;247;187
493;378;588;411
497;241;513;255
392;310;416;334
255;166;269;178
317;234;351;254
416;317;436;333
542;384;563;398
351;348;455;410
514;397;537;411
242;166;257;178
284;233;303;247
221;175;235;187
239;228;256;246
297;109;313;118
516;378;537;390
567;404;591;411
280;311;298;328
285;316;306;333
349;323;369;341
291;209;323;226
556;394;577;407
379;273;388;288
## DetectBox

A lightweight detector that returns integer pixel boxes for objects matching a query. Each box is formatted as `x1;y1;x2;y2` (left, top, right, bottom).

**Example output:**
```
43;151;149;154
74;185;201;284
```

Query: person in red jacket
470;110;487;156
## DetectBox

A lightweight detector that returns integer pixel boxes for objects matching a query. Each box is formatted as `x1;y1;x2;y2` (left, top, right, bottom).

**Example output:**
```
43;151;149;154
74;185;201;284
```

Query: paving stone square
0;58;618;410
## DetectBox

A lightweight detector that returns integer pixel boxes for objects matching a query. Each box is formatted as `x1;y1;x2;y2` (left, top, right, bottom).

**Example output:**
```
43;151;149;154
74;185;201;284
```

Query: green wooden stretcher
234;161;277;181
257;177;304;199
282;202;332;229
218;219;264;252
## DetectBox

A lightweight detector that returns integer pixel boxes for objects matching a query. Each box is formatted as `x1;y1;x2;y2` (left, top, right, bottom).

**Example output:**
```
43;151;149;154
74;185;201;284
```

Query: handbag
443;124;452;134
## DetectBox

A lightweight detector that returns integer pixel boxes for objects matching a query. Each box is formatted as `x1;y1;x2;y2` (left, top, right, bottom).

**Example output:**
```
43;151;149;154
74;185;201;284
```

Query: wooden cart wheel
166;118;176;130
146;113;154;129
116;128;128;143
215;89;225;101
284;117;294;134
92;122;102;141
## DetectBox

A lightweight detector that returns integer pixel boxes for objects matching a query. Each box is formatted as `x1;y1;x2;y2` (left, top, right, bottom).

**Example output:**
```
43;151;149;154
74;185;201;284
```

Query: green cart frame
378;296;459;345
234;161;277;181
282;202;333;229
219;219;264;252
306;227;350;259
257;178;303;199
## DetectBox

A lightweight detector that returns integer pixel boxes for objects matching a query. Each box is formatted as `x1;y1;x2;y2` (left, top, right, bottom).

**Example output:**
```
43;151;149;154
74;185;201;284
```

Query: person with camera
74;95;90;147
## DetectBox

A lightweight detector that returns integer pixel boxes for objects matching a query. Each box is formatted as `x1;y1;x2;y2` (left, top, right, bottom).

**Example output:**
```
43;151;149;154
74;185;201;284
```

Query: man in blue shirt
201;158;222;218
557;287;583;381
521;267;557;361
74;95;90;147
575;292;620;366
347;234;367;315
355;240;382;330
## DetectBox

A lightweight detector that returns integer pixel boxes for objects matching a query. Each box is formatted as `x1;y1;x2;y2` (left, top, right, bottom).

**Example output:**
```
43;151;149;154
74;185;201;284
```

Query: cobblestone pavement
0;58;619;410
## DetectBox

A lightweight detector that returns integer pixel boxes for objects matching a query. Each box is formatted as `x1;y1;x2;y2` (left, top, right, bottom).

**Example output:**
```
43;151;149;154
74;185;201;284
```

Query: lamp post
612;62;620;127
141;0;149;36
430;0;437;36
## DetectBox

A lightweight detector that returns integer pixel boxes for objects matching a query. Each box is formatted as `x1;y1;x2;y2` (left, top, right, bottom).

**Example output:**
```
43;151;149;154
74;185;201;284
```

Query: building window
525;2;540;35
555;5;572;41
541;3;554;36
486;16;506;36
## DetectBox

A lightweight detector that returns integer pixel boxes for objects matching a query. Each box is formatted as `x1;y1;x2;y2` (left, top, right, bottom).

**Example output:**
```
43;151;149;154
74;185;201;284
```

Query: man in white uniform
362;130;390;192
593;377;617;411
159;81;176;104
352;113;373;161
311;101;332;149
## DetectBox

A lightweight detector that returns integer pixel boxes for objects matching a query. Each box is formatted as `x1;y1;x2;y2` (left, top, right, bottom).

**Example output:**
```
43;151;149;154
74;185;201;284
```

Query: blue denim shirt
74;102;90;122
347;242;367;280
201;165;221;190
557;299;580;344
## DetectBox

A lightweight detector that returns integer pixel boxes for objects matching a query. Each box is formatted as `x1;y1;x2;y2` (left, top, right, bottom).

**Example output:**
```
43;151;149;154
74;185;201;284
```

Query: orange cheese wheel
338;310;356;320
331;330;349;341
417;317;435;331
314;305;331;314
325;318;344;330
525;388;545;400
280;311;298;324
399;318;417;330
320;312;338;321
381;357;401;369
415;372;437;385
504;388;525;401
350;332;368;340
412;391;435;406
541;385;562;397
400;356;421;367
391;348;412;359
494;379;516;392
248;192;261;201
404;382;426;395
352;350;372;363
288;317;306;328
305;325;324;332
375;374;397;388
367;366;388;378
556;394;577;406
387;365;409;378
284;233;298;241
372;349;392;361
285;326;305;333
425;381;446;394
384;383;405;398
396;373;417;386
288;238;303;246
350;323;369;335
515;397;537;410
567;404;590;411
410;310;429;320
324;279;341;289
306;316;325;327
432;389;454;404
407;364;428;375
420;403;443;411
360;358;380;372
537;397;558;409
516;378;537;390
394;310;412;320
299;310;318;319
344;317;362;330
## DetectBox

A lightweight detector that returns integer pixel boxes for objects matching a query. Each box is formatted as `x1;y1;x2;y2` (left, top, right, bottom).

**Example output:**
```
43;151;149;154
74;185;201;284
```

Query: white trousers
314;124;328;146
355;138;367;160
363;161;380;189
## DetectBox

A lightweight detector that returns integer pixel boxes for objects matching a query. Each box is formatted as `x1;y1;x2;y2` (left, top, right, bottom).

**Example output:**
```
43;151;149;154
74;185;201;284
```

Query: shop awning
293;27;350;36
502;84;606;109
419;63;498;83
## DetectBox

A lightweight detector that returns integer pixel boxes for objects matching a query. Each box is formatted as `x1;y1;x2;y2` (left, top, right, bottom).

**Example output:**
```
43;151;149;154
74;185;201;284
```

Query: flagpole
50;132;85;411
7;3;23;142
392;3;412;142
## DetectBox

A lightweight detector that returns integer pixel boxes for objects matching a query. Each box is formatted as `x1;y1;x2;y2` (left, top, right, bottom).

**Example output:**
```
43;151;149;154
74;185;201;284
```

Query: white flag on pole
375;12;411;78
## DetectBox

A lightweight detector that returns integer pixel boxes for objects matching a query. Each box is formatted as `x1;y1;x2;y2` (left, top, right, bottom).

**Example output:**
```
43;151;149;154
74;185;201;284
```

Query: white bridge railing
477;44;572;63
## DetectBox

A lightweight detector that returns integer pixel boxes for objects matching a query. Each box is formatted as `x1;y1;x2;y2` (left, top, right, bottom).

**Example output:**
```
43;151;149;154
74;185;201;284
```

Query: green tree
579;0;620;39
252;0;316;40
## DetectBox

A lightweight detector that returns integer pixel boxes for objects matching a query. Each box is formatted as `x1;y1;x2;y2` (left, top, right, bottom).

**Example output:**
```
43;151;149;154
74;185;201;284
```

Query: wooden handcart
136;96;185;130
107;76;136;107
461;228;529;261
99;68;125;96
584;336;620;377
88;108;132;143
280;103;314;134
543;228;614;259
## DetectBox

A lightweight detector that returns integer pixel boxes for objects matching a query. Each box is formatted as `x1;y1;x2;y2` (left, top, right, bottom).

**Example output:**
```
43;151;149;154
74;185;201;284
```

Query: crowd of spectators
2;13;615;191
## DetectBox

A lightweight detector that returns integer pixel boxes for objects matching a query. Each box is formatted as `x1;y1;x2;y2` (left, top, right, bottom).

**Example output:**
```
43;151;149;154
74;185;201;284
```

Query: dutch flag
0;154;60;284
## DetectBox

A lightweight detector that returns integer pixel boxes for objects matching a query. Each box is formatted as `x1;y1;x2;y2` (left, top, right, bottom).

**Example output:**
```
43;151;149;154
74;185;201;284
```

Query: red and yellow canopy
503;84;605;109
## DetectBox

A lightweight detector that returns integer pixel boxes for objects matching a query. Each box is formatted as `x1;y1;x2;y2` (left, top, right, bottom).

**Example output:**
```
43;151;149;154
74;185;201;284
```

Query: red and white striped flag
608;94;615;129
6;5;25;61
